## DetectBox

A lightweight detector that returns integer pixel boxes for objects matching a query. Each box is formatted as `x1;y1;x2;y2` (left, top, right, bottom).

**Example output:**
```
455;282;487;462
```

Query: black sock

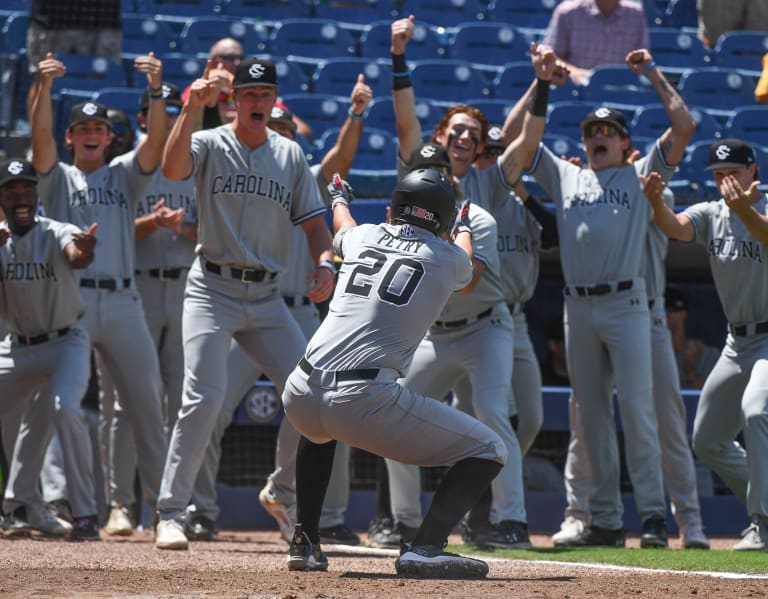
374;455;392;520
466;485;492;530
413;457;502;547
295;435;337;544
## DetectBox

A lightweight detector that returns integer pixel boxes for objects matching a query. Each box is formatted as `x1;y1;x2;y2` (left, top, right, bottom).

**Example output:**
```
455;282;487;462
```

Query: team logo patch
715;144;732;160
420;145;437;158
82;102;99;116
405;205;436;222
249;63;266;79
271;106;286;119
161;84;172;99
7;161;23;175
594;107;611;119
488;126;502;141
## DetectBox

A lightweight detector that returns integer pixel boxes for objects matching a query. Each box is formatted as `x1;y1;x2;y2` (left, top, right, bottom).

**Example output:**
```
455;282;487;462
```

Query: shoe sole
70;534;101;542
483;540;532;550
684;541;711;550
396;558;488;579
104;527;134;536
259;489;294;544
155;539;189;550
640;538;668;549
3;528;32;538
287;556;328;572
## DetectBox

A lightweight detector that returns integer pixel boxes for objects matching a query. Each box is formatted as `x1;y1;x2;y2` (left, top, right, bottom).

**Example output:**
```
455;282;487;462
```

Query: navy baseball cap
705;138;756;171
233;58;278;89
408;142;451;173
580;107;630;137
485;123;505;150
68;101;111;130
269;103;297;133
140;82;183;113
0;158;37;188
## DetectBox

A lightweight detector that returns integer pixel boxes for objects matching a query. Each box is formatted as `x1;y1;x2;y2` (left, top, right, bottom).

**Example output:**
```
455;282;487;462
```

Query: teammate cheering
642;138;768;551
284;170;506;578
520;48;696;547
154;58;335;550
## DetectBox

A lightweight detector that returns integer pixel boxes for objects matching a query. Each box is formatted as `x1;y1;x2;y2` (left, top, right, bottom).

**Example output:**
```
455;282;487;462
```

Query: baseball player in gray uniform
553;182;710;549
524;48;696;546
154;58;335;550
30;51;170;540
0;158;96;538
383;16;559;549
188;78;372;545
102;82;196;537
284;169;506;577
644;137;768;551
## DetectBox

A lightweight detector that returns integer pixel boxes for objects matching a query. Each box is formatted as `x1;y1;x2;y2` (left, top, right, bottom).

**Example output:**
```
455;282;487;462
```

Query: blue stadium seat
713;31;768;72
313;0;400;24
395;0;487;28
464;98;515;126
279;93;348;141
93;87;145;116
269;19;357;62
312;58;391;98
549;78;581;104
364;96;397;134
341;127;398;171
410;59;491;101
725;106;768;147
659;0;697;28
135;0;223;17
1;13;28;55
220;0;312;20
450;22;530;67
678;139;718;188
179;17;269;55
273;57;310;94
677;68;756;113
632;103;722;143
546;102;589;138
542;132;585;162
580;65;656;105
158;54;207;89
122;15;179;54
359;20;445;60
649;28;710;70
493;61;535;100
486;0;557;29
51;55;128;93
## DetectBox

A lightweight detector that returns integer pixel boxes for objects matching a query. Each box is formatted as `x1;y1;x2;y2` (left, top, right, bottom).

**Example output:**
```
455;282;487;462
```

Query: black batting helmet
390;168;457;236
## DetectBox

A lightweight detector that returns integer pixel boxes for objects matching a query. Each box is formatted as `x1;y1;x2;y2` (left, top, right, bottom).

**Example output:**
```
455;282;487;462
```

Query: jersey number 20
345;249;424;306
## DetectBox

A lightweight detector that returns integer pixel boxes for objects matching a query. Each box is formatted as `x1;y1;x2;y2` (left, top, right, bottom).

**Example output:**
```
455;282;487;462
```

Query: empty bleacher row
1;0;767;200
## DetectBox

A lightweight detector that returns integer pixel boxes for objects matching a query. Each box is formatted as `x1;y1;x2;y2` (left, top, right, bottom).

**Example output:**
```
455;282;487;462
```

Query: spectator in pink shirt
543;0;649;85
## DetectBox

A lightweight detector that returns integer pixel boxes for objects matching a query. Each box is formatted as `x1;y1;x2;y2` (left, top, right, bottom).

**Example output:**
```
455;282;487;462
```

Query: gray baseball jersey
529;141;673;529
686;193;768;520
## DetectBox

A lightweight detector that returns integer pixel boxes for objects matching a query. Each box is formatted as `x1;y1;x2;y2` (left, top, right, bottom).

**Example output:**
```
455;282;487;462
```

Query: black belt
729;321;768;337
565;280;633;297
80;278;131;291
15;327;70;346
283;295;311;307
298;357;379;381
433;307;493;329
137;268;185;280
204;259;277;283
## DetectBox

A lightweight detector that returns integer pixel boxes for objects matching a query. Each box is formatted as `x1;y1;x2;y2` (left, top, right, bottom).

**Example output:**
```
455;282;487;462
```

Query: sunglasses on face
484;147;504;158
583;123;620;139
215;54;244;63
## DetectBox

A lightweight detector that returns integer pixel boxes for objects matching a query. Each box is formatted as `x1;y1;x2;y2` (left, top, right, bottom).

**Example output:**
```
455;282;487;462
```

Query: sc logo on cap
715;144;732;160
595;107;611;118
271;106;286;118
488;126;502;141
82;102;99;116
8;161;24;175
249;63;266;79
420;145;437;158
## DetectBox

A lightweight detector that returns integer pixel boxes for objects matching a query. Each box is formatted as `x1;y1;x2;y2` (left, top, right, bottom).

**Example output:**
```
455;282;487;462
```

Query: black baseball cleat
481;520;532;550
318;523;360;545
554;524;626;548
395;542;489;579
287;524;329;572
185;513;216;541
640;515;669;548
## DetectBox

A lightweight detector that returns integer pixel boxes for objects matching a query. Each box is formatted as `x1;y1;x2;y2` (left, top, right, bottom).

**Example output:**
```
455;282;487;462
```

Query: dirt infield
0;531;763;598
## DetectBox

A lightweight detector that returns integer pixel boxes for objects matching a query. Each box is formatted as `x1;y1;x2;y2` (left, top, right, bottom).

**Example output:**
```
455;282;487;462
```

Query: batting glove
451;198;472;239
328;173;355;210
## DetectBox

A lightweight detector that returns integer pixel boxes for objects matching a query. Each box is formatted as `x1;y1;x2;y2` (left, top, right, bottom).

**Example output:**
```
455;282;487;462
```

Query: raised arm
163;61;216;180
390;15;424;163
641;172;694;241
498;43;557;186
721;175;768;244
30;52;66;174
133;53;167;173
319;74;373;183
626;49;695;166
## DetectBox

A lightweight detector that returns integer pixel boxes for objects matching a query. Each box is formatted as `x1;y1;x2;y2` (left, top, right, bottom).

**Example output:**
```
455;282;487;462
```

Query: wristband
331;199;349;210
150;85;164;99
317;260;336;275
529;78;550;117
392;53;408;73
643;60;657;78
348;107;365;121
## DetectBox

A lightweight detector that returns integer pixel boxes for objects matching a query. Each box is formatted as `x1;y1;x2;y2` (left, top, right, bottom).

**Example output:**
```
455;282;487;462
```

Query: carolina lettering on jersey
2;261;58;281
565;188;631;208
376;230;424;253
136;193;195;216
709;237;763;263
211;174;291;210
497;234;531;254
70;186;128;208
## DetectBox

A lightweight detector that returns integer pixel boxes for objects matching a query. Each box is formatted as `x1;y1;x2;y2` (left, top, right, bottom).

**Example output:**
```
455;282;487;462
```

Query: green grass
447;545;768;575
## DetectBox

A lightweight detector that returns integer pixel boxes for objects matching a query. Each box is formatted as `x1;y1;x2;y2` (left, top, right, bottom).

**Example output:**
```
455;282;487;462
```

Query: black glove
328;173;354;209
452;198;472;239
